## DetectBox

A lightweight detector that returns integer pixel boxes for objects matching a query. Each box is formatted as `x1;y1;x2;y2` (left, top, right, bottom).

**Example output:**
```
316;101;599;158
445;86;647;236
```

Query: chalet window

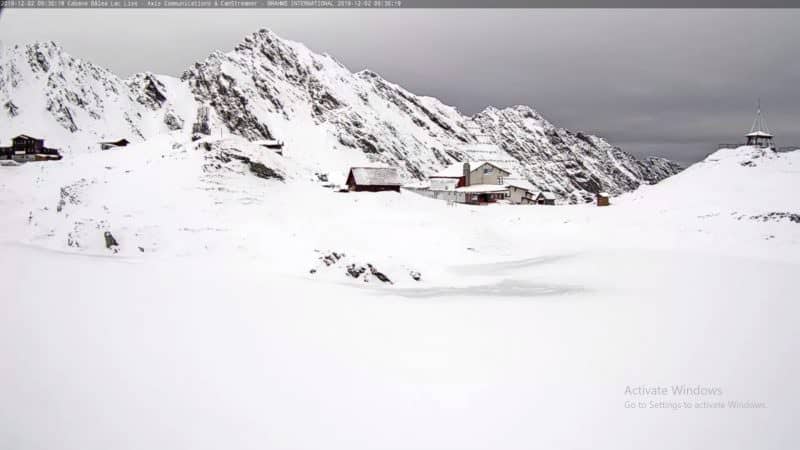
484;167;493;174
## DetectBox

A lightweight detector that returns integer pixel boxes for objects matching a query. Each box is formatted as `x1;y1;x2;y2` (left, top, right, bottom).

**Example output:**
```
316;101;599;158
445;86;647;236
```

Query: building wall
469;163;510;186
464;192;506;205
12;137;44;154
405;187;466;204
508;186;530;204
429;177;463;191
351;184;401;192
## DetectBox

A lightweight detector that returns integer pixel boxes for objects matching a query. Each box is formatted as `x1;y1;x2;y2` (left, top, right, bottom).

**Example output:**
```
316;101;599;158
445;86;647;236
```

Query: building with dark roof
345;167;402;192
0;135;62;161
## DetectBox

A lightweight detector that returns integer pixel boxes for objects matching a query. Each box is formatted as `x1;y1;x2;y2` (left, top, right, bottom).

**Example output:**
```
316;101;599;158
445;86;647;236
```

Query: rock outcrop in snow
0;29;682;202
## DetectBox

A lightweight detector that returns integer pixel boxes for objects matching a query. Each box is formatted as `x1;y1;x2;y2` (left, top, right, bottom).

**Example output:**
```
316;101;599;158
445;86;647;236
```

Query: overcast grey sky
1;9;798;164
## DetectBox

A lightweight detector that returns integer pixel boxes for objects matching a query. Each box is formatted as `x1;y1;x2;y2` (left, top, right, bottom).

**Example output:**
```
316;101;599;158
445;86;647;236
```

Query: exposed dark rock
357;138;379;154
346;264;366;278
249;161;283;180
321;251;344;266
46;98;78;132
27;47;51;72
104;231;119;251
192;106;212;135
163;111;184;130
368;264;392;284
4;101;19;117
217;150;285;181
748;212;800;224
133;74;168;110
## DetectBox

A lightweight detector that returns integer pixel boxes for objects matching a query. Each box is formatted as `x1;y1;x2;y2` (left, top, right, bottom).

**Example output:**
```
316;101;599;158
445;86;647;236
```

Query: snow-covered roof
598;192;610;198
99;138;130;145
747;104;772;138
539;191;557;201
456;184;509;193
504;179;536;191
348;167;402;186
430;161;514;179
430;164;465;178
430;178;459;191
470;161;512;175
14;134;41;141
253;139;284;147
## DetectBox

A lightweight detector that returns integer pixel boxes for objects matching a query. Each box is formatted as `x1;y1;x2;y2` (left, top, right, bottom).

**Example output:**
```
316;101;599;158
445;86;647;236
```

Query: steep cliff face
180;29;475;180
0;29;682;201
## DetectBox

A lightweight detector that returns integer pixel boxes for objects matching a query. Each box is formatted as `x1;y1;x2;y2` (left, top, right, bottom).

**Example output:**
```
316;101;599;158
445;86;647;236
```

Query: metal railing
717;143;747;149
716;143;798;152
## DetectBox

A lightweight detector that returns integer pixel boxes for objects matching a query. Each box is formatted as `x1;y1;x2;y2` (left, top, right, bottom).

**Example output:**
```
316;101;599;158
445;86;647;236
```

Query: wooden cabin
0;135;61;161
254;139;285;156
346;167;402;192
534;191;556;205
597;192;610;207
99;139;130;150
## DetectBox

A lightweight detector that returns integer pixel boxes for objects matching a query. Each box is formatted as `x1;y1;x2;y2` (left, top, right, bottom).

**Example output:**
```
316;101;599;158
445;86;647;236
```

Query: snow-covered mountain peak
0;41;196;151
1;29;683;201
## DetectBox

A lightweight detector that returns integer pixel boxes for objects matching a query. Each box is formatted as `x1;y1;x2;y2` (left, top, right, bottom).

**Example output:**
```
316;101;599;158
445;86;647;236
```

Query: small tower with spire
745;100;774;148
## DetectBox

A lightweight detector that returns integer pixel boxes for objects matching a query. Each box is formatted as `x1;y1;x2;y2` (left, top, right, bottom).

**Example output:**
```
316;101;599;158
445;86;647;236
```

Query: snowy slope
0;29;682;201
472;105;683;202
0;140;797;450
621;145;800;215
0;42;197;154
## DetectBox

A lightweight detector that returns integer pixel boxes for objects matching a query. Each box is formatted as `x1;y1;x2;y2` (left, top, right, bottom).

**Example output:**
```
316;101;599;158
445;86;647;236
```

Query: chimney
462;162;471;187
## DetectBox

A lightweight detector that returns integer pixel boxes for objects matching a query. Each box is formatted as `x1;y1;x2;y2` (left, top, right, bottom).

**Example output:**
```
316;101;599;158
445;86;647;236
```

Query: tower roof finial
748;100;771;136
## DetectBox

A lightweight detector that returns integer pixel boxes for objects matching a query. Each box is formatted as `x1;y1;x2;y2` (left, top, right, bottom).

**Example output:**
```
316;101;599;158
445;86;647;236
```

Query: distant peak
26;40;62;50
237;27;285;48
357;69;385;80
478;105;543;121
506;104;540;115
256;27;277;37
